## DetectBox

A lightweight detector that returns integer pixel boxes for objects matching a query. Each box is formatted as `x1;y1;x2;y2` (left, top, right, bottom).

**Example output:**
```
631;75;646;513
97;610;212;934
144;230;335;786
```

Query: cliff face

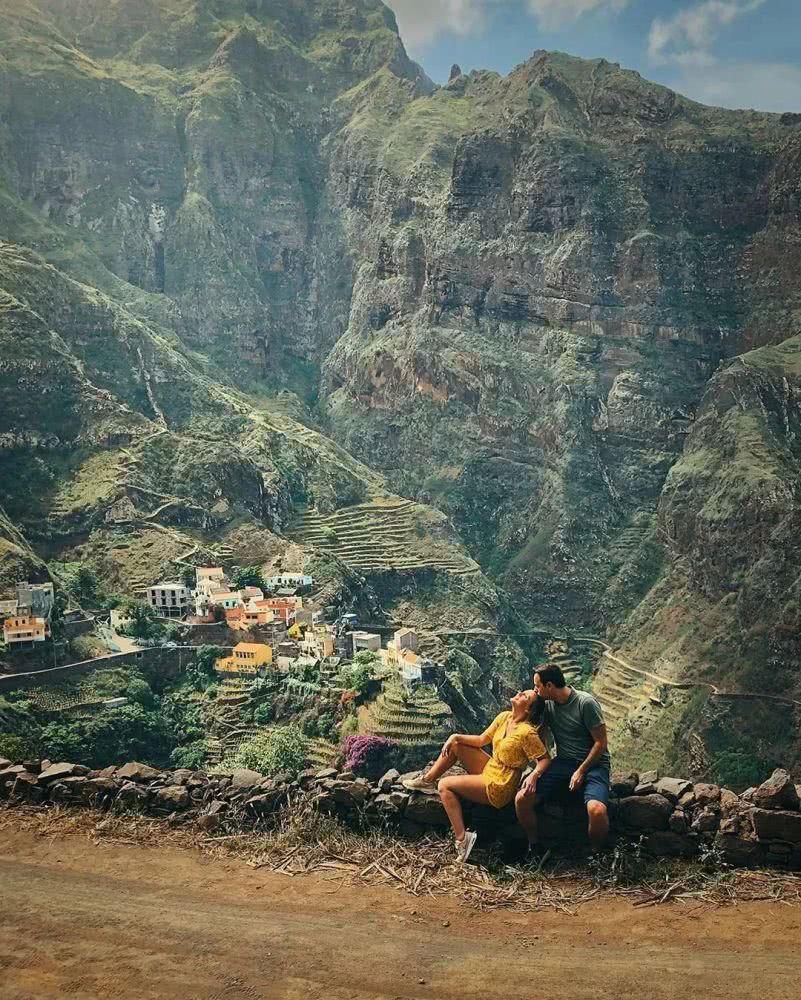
1;1;800;764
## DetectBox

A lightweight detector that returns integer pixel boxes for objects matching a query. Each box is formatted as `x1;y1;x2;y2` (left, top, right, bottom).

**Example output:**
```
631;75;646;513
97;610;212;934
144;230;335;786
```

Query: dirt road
1;828;800;1000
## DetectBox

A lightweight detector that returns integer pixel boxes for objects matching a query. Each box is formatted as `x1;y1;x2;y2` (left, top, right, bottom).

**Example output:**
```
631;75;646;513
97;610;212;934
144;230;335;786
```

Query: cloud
648;0;767;67
525;0;631;31
673;61;801;112
385;0;497;48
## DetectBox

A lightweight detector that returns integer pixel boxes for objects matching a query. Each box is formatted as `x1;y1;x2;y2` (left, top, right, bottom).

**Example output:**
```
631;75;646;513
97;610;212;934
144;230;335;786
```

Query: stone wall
0;646;205;693
1;756;800;870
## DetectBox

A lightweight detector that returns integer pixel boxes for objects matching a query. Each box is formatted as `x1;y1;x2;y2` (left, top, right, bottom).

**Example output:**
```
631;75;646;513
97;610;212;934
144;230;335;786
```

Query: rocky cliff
0;0;800;770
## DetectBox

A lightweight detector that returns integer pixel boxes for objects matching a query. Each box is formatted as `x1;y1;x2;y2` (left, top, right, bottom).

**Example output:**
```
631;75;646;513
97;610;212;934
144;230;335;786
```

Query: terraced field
363;681;452;746
607;514;657;572
287;498;480;577
591;650;665;736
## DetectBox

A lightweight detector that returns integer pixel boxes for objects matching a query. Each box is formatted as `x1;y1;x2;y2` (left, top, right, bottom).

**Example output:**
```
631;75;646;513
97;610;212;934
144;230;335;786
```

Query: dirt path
1;828;800;1000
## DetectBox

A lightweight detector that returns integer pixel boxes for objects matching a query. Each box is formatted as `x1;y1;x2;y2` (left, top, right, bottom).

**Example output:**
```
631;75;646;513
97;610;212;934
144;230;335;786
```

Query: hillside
0;0;799;773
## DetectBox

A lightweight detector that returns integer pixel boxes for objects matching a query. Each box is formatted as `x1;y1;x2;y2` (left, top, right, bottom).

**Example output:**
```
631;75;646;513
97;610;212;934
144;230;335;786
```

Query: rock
115;762;161;783
405;794;449;826
753;770;800;811
331;779;371;806
633;781;657;796
197;813;222;833
691;807;719;833
154;785;190;810
22;759;42;774
617;794;673;831
49;776;88;802
338;770;355;782
694;783;721;807
677;789;696;809
669;809;688;834
720;788;739;815
639;769;658;785
314;768;338;780
611;771;638;797
389;790;410;811
379;768;401;793
752;808;801;844
246;790;283;816
11;773;43;802
116;781;149;809
716;833;760;866
0;757;12;770
449;63;462;81
171;769;194;786
38;762;81;784
297;768;318;788
208;800;228;816
655;777;692;803
644;831;697;858
230;768;264;790
83;777;118;801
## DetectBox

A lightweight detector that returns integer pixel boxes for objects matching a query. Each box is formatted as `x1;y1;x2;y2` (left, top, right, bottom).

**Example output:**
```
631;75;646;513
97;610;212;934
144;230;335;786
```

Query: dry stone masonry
1;755;800;870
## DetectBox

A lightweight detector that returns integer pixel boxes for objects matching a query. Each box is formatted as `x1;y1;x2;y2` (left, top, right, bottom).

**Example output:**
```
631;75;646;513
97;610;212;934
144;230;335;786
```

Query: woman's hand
520;772;538;798
440;735;458;758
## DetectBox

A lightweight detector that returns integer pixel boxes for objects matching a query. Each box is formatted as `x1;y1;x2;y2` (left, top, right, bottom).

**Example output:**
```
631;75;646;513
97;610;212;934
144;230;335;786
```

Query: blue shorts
536;757;610;807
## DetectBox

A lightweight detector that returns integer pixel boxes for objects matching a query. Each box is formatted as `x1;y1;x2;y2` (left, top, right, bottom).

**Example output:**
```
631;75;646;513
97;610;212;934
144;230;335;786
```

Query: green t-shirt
543;689;610;768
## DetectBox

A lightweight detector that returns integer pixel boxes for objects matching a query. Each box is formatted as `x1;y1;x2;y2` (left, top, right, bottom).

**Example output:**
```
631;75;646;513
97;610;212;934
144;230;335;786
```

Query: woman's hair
529;693;546;725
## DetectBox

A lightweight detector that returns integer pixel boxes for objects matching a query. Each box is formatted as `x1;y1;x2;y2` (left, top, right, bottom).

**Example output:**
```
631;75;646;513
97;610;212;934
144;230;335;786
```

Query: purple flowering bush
341;735;398;780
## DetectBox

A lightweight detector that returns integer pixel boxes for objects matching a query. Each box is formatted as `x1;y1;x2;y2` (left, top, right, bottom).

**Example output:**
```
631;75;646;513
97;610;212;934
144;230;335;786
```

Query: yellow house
3;615;48;646
215;642;273;675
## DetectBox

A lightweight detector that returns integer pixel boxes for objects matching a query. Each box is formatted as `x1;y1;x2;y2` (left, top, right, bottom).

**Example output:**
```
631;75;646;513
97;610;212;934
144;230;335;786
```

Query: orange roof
234;642;270;653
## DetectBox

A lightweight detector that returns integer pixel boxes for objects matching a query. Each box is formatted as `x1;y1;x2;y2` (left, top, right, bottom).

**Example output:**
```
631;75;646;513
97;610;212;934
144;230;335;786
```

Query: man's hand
520;773;538;798
569;767;586;793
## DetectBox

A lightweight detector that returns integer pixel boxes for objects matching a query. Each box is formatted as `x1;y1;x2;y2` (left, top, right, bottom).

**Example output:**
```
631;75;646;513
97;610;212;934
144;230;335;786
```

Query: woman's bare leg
515;788;539;845
438;774;491;840
424;743;490;782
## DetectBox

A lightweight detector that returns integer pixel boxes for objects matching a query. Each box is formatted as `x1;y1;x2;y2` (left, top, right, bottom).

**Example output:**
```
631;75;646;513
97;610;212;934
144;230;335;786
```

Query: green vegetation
223;725;309;777
231;566;266;591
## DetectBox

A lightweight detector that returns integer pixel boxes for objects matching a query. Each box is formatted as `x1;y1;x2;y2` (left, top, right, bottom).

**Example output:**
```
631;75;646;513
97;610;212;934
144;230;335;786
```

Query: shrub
226;725;309;777
126;677;155;708
253;702;274;726
341;734;398;780
231;566;266;591
0;733;39;763
170;741;209;770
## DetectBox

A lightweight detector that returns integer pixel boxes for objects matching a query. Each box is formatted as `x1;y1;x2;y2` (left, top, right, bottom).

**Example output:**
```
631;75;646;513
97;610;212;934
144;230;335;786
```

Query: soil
1;826;800;1000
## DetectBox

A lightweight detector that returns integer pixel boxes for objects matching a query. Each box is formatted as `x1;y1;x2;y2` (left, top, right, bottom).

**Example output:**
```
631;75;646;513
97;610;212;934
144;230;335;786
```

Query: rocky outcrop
3;756;801;870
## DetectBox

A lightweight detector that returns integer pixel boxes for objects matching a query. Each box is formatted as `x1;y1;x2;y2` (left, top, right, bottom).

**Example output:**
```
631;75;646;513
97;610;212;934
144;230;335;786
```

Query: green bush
231;566;266;591
125;677;155;708
225;725;308;777
253;703;274;725
0;733;38;762
170;741;209;770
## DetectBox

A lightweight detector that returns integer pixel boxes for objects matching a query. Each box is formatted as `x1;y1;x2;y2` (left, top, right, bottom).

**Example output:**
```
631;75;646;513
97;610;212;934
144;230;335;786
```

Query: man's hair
535;664;567;689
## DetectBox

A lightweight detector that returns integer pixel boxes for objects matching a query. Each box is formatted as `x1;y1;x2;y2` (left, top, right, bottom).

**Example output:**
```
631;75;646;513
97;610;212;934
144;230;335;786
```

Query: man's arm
568;723;608;792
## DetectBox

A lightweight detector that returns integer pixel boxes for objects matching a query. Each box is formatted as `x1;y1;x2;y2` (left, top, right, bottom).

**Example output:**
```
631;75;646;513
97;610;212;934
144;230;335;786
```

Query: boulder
314;767;338;780
655;777;693;803
752;808;801;844
720;788;740;816
38;762;81;785
753;770;800;811
405;794;449;826
297;769;318;788
207;799;228;816
116;762;160;783
639;769;658;784
246;790;283;816
22;759;42;774
610;772;638;797
49;776;88;802
230;768;264;790
389;790;410;811
669;809;688;834
677;789;696;809
337;771;355;782
634;781;657;796
197;813;222;833
154;785;190;810
170;769;194;786
116;782;149;809
644;831;697;858
694;783;721;808
11;773;43;802
617;794;673;831
691;807;719;833
0;757;12;770
716;832;761;866
83;777;119;801
379;768;401;793
330;779;371;806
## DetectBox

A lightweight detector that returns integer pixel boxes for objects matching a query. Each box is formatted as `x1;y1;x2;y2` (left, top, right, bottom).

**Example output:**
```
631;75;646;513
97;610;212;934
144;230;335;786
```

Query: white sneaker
455;830;478;864
402;774;437;792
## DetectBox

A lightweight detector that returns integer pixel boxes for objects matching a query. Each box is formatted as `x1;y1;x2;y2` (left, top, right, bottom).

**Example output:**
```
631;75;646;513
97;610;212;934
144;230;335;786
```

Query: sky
384;0;801;112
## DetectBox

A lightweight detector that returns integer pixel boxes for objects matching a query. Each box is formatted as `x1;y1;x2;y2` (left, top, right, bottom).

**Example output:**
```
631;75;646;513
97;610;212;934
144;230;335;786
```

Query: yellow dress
482;711;548;808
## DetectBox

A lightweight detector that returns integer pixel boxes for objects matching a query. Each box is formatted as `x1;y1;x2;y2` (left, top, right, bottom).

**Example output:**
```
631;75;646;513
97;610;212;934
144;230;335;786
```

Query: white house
265;573;312;591
147;582;191;617
351;631;381;656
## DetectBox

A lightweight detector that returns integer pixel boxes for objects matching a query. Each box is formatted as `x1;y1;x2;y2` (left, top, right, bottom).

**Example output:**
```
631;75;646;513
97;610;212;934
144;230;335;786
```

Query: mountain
0;0;799;773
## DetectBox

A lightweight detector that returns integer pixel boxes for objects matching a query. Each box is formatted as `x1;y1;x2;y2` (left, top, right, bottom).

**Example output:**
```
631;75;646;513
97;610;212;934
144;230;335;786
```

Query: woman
403;690;551;863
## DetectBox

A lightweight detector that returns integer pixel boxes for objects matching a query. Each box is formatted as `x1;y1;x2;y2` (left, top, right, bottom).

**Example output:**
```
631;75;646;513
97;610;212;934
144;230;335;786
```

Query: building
146;582;191;617
110;608;133;632
265;573;312;592
299;626;335;661
16;582;54;619
196;567;226;588
260;596;301;625
3;615;48;646
215;642;273;675
241;586;264;602
351;631;381;656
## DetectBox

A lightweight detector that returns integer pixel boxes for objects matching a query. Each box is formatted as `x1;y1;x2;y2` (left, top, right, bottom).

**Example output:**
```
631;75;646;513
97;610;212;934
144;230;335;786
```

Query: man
515;664;610;851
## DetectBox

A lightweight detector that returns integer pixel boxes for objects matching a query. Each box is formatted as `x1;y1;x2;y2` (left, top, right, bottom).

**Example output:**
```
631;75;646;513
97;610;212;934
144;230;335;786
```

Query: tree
339;651;378;698
75;566;98;603
231;566;266;591
125;677;155;708
184;645;223;691
119;600;166;642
